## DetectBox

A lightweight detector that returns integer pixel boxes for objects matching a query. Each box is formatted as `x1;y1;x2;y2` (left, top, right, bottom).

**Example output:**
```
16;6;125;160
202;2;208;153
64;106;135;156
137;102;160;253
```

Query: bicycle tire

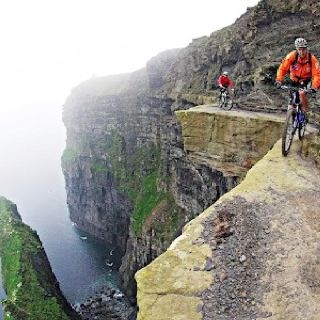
298;115;306;141
219;94;225;108
221;96;234;110
282;109;297;156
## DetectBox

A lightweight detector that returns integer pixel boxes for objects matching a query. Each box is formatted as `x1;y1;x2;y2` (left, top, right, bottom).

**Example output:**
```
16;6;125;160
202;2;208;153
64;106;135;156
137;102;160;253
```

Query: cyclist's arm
217;76;223;87
276;51;296;83
311;55;320;90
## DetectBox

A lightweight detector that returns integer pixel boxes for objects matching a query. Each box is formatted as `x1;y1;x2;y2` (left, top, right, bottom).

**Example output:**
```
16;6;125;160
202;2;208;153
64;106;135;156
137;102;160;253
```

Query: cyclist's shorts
288;90;300;105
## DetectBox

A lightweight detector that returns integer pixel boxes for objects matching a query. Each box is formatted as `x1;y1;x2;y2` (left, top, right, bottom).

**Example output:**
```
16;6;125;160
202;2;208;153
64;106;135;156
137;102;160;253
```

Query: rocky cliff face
176;106;284;177
63;76;244;299
159;0;320;118
62;0;320;304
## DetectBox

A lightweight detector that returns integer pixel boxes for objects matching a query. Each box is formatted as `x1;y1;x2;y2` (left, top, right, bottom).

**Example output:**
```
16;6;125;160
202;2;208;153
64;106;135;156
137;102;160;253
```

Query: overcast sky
0;0;259;103
0;0;259;207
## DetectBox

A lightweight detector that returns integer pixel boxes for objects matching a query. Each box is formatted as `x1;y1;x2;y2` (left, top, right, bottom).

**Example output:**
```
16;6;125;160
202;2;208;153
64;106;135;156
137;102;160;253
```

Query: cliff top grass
0;197;72;320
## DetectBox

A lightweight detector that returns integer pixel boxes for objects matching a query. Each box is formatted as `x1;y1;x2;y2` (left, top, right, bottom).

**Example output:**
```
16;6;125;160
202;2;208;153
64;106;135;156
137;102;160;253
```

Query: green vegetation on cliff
131;172;166;233
0;197;73;320
61;147;78;165
105;131;183;235
62;128;184;237
107;132;166;233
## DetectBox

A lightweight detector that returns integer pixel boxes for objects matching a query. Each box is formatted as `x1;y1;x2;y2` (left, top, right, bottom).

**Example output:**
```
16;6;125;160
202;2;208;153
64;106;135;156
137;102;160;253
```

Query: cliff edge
136;121;320;319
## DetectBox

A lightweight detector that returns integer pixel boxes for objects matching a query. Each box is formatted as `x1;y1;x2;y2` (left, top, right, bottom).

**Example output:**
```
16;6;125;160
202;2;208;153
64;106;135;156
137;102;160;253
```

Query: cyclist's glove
274;81;282;89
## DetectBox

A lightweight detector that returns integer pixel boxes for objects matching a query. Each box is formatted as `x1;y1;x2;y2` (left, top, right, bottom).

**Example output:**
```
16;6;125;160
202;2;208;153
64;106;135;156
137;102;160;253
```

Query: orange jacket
276;50;320;89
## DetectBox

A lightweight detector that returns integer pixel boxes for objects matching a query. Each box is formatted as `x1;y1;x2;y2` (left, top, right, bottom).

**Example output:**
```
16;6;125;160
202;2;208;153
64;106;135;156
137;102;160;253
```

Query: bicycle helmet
295;37;307;49
223;71;228;75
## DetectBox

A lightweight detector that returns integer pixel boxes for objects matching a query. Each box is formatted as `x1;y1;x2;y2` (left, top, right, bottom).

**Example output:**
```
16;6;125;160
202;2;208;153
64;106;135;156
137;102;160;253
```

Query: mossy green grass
0;197;71;320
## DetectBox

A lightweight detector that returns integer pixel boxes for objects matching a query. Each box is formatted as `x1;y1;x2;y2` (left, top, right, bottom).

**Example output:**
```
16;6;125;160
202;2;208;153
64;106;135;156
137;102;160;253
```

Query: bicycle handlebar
279;85;314;94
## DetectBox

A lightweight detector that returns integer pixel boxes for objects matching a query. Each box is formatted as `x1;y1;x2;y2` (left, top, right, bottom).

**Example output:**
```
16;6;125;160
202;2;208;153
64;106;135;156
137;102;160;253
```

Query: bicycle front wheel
219;95;225;108
221;96;233;110
282;109;297;156
298;114;306;140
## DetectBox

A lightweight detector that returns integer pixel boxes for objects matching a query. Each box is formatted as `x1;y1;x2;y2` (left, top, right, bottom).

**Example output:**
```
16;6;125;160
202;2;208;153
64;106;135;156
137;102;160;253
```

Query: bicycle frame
291;94;304;127
218;88;234;110
280;85;311;156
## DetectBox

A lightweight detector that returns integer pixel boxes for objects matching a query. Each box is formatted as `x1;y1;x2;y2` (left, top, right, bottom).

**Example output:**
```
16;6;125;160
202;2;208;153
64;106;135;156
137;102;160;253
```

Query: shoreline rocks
73;285;136;320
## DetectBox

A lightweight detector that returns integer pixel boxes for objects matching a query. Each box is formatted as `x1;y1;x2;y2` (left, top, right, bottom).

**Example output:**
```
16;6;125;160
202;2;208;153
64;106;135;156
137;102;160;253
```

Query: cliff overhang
176;106;284;178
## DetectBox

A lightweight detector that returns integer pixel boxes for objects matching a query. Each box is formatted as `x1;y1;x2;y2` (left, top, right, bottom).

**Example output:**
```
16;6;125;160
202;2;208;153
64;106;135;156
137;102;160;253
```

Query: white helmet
295;37;308;49
223;71;228;75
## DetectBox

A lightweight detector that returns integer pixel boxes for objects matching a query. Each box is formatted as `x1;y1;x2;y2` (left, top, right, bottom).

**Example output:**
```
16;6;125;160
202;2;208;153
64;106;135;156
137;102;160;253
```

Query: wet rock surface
73;286;136;320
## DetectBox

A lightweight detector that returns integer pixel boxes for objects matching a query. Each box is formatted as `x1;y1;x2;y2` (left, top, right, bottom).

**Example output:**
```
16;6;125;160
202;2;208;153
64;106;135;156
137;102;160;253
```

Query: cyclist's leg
299;90;308;113
219;87;226;105
218;89;223;107
300;80;310;121
287;92;294;111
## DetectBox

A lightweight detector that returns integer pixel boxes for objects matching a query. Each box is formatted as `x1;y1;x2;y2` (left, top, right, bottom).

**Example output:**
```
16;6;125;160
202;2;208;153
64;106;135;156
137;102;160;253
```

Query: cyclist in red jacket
218;71;234;89
217;71;234;99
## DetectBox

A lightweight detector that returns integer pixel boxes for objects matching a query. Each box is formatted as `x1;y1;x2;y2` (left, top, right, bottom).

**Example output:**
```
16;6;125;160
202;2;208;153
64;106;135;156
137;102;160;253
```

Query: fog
0;1;261;315
0;0;259;222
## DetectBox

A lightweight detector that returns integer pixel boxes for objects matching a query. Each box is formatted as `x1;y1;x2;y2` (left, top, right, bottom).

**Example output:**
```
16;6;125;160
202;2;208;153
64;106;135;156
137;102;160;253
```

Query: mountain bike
218;88;234;110
280;85;313;156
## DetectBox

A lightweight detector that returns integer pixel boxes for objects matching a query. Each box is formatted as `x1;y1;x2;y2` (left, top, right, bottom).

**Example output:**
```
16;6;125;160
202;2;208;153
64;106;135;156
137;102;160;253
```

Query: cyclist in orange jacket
275;37;320;113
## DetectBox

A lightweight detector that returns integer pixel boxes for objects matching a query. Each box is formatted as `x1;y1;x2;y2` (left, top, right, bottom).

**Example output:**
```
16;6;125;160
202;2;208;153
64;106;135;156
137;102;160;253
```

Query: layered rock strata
176;106;284;177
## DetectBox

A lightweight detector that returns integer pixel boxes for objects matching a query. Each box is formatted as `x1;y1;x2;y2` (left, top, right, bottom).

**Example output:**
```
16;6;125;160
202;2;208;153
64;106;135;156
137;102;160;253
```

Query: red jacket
217;75;234;89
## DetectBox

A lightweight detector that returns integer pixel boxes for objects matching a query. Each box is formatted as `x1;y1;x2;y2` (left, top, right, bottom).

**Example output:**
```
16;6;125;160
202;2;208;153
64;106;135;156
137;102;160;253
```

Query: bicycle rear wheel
282;109;297;156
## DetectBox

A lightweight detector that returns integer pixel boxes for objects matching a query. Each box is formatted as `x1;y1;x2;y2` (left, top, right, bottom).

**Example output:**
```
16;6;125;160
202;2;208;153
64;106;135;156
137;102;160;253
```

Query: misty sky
0;0;259;212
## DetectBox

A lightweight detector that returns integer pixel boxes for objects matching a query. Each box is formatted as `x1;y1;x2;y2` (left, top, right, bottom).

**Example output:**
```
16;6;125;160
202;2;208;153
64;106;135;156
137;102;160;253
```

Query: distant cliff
62;0;320;305
0;197;80;320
